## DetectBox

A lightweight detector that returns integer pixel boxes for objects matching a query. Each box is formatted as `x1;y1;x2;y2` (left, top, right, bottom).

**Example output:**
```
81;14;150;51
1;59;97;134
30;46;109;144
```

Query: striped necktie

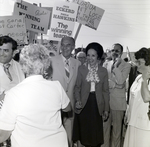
3;63;12;81
111;60;116;71
65;60;70;78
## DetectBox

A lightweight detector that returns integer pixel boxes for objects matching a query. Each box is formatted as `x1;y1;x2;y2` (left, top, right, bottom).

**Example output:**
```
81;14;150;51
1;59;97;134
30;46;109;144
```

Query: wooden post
28;3;38;44
74;23;82;41
28;31;35;44
39;3;43;45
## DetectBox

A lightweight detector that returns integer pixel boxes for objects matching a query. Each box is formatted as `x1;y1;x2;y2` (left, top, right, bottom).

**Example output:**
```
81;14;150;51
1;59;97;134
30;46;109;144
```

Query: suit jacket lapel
57;56;75;82
118;59;125;71
68;58;75;81
83;64;91;88
107;60;113;78
56;55;67;80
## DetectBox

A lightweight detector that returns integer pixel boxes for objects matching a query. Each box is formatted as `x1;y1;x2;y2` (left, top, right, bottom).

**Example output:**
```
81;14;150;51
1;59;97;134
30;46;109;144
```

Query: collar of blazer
81;63;106;77
58;56;76;81
117;59;129;70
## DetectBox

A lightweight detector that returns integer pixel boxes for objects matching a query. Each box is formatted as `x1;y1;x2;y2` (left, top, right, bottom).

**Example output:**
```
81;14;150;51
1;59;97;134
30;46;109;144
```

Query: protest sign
13;1;51;34
42;7;53;29
73;0;105;30
0;15;27;45
49;1;78;41
39;39;60;56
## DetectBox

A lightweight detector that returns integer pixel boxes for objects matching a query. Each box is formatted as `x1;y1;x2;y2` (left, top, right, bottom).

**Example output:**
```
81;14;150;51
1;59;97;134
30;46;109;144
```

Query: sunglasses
111;49;120;53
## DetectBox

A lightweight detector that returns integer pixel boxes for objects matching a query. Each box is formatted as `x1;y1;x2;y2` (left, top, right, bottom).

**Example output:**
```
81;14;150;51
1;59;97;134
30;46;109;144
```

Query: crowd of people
0;35;150;147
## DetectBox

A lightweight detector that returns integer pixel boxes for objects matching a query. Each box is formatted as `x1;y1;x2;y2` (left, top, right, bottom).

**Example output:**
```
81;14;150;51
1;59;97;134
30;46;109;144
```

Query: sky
0;0;150;52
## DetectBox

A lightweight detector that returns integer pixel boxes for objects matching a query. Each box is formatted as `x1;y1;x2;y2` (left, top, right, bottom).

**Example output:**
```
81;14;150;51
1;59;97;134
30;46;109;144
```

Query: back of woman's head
85;42;104;60
20;44;51;76
135;47;150;66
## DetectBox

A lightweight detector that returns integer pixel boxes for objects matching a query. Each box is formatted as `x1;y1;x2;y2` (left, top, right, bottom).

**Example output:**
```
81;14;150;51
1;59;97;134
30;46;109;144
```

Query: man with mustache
102;43;131;147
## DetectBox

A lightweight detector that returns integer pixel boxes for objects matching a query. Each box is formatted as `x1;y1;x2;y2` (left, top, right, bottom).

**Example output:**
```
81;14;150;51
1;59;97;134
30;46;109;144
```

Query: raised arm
112;62;131;85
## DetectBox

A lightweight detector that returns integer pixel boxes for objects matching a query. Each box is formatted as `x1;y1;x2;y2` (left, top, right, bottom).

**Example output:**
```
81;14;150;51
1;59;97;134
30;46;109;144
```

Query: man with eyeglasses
102;43;131;147
76;51;86;65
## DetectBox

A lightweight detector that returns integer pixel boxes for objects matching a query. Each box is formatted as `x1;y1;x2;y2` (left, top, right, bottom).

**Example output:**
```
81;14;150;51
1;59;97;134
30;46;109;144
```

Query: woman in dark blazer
73;42;110;147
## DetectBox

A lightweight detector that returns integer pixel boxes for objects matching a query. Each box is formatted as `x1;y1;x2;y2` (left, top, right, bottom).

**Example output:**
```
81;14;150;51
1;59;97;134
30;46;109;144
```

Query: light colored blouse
127;74;150;130
0;75;69;147
86;63;100;92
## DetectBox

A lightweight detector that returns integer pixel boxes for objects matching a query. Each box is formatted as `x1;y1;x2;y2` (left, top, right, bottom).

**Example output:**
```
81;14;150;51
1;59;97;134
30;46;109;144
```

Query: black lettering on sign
16;2;28;11
31;24;44;32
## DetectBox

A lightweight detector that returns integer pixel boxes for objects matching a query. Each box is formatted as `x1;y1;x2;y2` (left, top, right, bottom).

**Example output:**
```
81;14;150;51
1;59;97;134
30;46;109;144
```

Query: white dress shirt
0;59;24;94
127;75;150;130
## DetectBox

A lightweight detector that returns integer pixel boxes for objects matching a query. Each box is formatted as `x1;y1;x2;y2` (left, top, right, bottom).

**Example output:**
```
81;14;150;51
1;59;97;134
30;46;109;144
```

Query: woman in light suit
73;42;110;147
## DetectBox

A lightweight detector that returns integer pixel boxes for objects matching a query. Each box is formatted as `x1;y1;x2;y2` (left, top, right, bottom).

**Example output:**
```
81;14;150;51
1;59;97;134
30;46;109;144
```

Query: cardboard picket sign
73;0;105;30
48;1;78;41
37;38;60;55
42;7;53;29
0;15;27;45
13;1;51;34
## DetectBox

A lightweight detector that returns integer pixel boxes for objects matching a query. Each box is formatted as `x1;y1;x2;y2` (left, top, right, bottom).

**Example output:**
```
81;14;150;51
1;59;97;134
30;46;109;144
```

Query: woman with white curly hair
73;42;110;147
0;44;71;147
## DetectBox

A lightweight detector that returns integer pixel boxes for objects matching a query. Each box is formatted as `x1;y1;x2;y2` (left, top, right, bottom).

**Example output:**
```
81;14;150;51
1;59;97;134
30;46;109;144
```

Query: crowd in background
0;35;150;147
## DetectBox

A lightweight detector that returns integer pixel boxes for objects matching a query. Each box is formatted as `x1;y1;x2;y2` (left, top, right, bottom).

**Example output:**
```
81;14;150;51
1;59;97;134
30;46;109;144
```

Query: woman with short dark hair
124;47;150;147
73;42;110;147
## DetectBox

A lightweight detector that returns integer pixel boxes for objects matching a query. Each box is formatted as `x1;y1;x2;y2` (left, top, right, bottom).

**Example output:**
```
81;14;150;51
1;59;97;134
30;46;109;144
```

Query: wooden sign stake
74;23;82;41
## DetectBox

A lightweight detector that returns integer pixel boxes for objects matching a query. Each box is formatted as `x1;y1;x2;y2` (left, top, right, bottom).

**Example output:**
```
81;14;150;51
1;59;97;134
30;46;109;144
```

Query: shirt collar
21;75;44;84
88;63;98;70
0;59;13;66
61;54;70;64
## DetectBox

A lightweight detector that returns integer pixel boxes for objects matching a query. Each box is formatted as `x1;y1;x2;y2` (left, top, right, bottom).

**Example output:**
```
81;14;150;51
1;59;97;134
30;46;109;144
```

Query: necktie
65;60;70;78
3;63;12;81
111;60;116;71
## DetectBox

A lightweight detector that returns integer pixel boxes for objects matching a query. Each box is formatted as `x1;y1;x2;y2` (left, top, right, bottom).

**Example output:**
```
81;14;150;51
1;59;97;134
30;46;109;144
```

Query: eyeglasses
111;49;120;53
77;57;86;59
